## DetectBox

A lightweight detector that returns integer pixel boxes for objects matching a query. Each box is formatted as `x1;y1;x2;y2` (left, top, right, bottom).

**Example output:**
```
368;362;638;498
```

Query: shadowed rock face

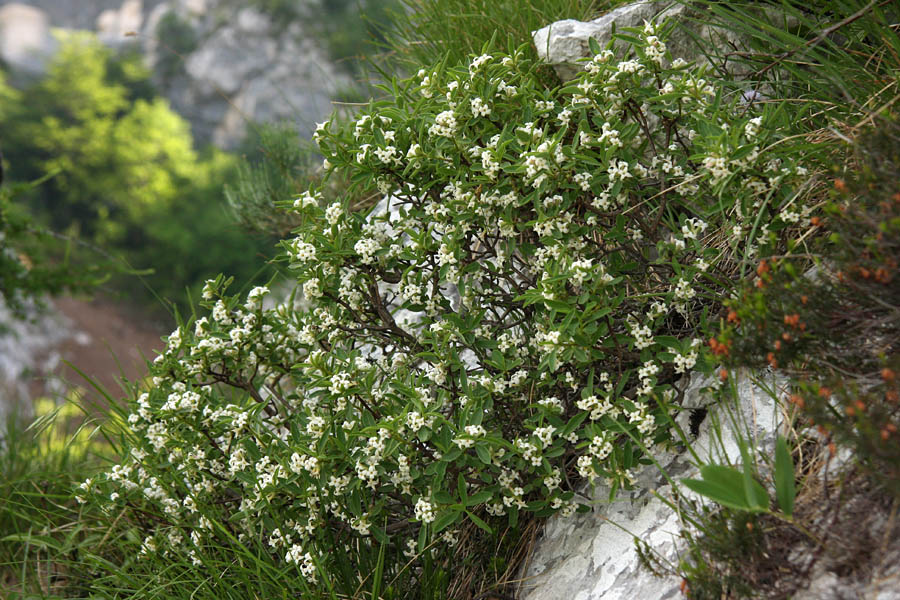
0;0;352;149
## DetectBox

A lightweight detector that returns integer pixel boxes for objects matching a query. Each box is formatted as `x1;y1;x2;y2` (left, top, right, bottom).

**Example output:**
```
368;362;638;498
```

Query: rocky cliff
0;0;354;148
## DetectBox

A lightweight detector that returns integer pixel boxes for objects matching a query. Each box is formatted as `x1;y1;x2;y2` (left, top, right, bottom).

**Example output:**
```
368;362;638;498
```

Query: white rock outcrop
518;373;784;600
533;1;795;82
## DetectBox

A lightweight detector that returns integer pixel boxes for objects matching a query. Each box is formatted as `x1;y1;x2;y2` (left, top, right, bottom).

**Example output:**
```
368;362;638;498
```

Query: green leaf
588;35;602;56
739;442;769;510
457;473;468;504
562;411;588;437
2;533;62;551
432;510;461;534
434;490;454;504
371;525;388;545
417;522;428;553
543;299;572;313
508;506;519;528
466;510;493;533
475;444;492;465
774;435;796;518
682;465;767;512
348;493;362;516
466;490;493;507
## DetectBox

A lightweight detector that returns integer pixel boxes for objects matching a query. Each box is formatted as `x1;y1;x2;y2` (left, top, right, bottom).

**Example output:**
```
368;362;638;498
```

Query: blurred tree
0;32;276;317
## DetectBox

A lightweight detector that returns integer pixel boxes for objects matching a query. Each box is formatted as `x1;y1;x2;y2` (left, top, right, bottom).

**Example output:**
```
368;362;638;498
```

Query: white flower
303;278;323;300
573;172;592;191
325;202;343;225
608;159;631;182
429;110;458;138
414;498;436;523
470;96;491;117
293;191;320;210
703;154;731;183
744;116;762;139
290;238;316;263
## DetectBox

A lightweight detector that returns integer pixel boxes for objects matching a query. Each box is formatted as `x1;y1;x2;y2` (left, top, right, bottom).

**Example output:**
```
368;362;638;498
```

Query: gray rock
146;2;352;148
0;3;56;76
533;2;666;82
532;1;795;82
0;295;73;425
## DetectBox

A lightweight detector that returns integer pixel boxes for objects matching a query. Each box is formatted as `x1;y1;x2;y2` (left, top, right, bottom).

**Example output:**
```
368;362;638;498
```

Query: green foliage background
0;32;276;317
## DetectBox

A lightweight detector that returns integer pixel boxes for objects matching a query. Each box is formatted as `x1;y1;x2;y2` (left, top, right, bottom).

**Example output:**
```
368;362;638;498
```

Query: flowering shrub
80;23;811;591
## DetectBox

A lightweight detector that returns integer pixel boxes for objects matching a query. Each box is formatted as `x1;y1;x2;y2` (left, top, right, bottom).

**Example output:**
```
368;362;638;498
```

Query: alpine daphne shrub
80;22;811;587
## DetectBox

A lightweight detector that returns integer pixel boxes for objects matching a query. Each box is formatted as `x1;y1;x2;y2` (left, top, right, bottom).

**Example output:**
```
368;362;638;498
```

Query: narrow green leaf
417;522;428;553
466;510;492;533
774;435;796;518
1;533;62;551
738;441;769;510
466;490;493;507
432;510;461;534
434;490;454;504
682;465;764;512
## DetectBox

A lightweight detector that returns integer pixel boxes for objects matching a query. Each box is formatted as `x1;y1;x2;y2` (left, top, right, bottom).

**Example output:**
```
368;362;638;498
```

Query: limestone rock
533;2;666;82
532;1;795;82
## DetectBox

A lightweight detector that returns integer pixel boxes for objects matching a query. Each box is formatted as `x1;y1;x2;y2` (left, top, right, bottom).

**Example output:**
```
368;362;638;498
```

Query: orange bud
834;178;848;193
719;368;729;381
882;368;896;383
818;387;831;398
